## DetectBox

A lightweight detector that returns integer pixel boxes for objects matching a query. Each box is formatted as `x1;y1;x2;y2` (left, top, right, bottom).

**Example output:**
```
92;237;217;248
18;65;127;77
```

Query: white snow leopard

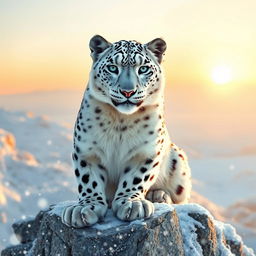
62;35;192;227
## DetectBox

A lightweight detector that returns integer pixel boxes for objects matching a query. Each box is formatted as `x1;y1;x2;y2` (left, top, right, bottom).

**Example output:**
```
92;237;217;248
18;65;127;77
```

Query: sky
0;0;255;154
0;0;256;94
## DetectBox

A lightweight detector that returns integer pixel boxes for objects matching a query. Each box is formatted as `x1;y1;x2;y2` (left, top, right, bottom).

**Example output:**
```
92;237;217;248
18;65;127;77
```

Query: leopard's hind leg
146;143;191;204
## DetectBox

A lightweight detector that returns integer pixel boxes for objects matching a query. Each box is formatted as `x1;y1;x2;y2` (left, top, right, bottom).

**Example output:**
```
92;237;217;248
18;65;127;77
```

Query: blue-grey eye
107;65;118;74
138;66;149;74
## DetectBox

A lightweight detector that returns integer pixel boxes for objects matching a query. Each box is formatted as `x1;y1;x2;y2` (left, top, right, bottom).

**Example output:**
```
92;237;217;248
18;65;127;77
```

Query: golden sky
0;0;256;95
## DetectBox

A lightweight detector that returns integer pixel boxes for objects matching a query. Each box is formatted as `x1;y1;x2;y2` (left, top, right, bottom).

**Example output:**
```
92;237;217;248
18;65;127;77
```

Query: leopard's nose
120;89;136;98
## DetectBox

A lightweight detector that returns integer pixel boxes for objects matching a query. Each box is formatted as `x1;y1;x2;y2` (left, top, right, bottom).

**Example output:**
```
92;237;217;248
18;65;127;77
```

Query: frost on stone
9;234;20;245
215;220;255;256
175;205;204;256
216;220;242;244
174;204;255;256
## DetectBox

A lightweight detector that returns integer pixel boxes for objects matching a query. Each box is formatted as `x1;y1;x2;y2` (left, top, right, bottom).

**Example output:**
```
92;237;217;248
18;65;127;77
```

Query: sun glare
211;65;233;85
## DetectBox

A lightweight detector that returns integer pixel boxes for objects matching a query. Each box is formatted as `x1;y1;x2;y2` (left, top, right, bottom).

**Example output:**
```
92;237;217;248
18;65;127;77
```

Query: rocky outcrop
1;203;255;256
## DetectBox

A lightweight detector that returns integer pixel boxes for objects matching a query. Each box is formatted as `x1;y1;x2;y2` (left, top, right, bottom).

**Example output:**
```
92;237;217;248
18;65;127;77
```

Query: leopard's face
89;36;166;114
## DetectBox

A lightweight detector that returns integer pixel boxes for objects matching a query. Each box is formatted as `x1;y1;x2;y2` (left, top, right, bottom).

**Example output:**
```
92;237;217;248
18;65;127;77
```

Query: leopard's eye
138;66;149;74
107;65;118;74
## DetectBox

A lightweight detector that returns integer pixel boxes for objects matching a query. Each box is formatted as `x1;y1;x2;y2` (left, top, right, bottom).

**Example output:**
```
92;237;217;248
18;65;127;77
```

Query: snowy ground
0;91;255;252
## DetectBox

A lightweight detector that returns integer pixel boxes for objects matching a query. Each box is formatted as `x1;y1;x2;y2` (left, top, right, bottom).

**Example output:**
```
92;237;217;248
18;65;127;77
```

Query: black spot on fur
100;175;105;182
75;168;80;177
78;184;83;193
149;131;154;135
123;181;127;188
133;177;142;185
76;146;80;153
121;126;127;131
73;153;78;161
87;188;92;193
140;167;147;173
144;175;150;182
172;159;177;170
82;174;89;184
82;192;86;197
126;188;130;192
97;196;103;200
153;162;159;168
145;159;153;165
124;167;131;173
95;107;102;114
98;164;106;171
92;181;97;189
93;193;98;196
80;160;87;167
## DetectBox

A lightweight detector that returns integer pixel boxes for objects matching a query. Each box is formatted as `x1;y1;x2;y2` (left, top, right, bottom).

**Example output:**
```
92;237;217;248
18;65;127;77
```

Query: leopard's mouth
111;99;143;107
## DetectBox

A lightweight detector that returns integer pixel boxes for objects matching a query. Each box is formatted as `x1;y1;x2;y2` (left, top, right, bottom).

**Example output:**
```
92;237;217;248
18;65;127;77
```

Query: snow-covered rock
2;203;255;256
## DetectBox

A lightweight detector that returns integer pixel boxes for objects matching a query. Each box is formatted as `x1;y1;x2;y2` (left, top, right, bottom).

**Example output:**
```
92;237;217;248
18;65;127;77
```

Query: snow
0;104;255;253
175;204;255;256
0;109;76;251
175;206;204;256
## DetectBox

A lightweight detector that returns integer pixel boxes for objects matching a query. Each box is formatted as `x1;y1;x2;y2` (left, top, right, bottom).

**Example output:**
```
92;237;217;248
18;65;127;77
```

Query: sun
211;65;233;85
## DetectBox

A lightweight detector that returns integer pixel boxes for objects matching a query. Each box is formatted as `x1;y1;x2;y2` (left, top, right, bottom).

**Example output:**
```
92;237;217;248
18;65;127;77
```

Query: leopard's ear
89;35;111;62
146;38;167;64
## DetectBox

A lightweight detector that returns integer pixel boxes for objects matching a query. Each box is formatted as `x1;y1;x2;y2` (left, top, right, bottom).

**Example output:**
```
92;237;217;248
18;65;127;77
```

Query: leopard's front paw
112;199;154;221
61;202;107;228
146;189;173;204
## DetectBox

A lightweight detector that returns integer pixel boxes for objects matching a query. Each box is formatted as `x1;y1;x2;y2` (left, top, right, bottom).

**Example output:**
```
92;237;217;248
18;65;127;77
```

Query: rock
188;213;218;255
1;203;255;256
12;210;46;244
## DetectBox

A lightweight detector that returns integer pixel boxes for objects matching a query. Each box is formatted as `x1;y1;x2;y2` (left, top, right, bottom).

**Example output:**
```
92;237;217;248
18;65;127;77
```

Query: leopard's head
88;35;166;115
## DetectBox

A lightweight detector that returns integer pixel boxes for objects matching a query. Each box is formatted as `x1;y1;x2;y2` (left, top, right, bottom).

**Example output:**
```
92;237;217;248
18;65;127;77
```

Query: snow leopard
61;35;192;227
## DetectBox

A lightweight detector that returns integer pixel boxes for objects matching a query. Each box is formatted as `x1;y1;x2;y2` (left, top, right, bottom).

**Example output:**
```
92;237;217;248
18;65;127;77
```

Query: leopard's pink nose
120;90;136;98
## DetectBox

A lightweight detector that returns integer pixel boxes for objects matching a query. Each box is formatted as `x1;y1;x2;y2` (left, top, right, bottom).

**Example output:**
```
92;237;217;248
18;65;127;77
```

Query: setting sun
211;65;233;85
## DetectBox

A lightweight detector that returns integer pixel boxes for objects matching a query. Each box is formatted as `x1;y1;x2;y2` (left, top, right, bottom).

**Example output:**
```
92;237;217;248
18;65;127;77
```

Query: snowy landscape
0;91;255;253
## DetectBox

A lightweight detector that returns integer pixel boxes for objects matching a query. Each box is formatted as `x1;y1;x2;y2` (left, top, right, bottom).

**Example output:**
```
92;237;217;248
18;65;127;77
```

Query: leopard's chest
76;97;165;176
